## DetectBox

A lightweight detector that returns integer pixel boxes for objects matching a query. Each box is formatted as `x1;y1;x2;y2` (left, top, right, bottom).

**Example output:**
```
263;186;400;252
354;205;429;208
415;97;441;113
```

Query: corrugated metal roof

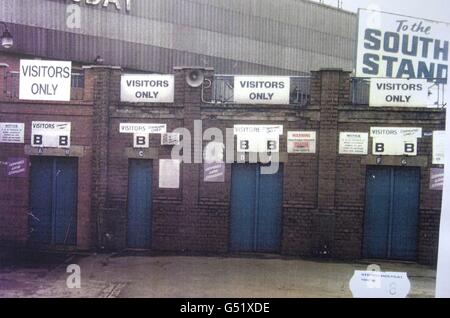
0;0;357;75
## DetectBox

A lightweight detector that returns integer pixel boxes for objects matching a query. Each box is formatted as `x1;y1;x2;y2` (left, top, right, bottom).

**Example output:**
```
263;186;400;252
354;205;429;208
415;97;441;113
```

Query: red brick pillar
310;68;351;256
83;65;122;250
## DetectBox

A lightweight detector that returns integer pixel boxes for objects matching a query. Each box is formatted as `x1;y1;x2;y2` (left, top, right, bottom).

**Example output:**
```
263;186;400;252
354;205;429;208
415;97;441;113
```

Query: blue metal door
29;157;78;245
391;168;420;260
127;160;153;249
29;158;53;244
363;166;420;260
257;166;283;252
230;164;257;252
53;158;78;245
230;164;283;253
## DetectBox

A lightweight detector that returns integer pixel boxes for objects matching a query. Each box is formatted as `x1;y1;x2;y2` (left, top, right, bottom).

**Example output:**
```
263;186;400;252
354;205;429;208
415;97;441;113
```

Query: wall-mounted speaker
185;69;205;87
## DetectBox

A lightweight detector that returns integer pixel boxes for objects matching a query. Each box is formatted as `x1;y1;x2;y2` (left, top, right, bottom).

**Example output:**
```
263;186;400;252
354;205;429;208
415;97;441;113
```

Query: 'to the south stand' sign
356;9;449;79
234;76;290;104
19;60;72;101
120;74;174;103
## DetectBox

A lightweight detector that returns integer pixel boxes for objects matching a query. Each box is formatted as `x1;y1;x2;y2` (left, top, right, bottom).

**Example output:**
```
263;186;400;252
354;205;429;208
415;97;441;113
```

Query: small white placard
159;159;180;189
339;132;369;155
0;123;25;144
433;131;446;165
287;131;316;154
161;133;181;146
349;271;411;298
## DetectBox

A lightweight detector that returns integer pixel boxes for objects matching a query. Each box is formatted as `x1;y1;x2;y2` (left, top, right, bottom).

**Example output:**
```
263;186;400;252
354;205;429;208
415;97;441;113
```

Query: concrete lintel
124;147;159;159
361;155;429;167
24;145;86;157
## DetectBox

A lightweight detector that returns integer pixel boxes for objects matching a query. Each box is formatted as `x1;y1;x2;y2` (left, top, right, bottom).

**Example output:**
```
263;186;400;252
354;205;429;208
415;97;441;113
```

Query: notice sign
31;121;71;148
430;168;444;191
0;123;25;144
120;74;174;103
356;9;450;79
339;132;369;155
433;131;446;165
287;131;316;154
204;163;225;183
19;59;72;101
349;271;411;298
371;127;422;156
233;76;290;105
6;158;27;178
119;123;167;134
369;78;432;107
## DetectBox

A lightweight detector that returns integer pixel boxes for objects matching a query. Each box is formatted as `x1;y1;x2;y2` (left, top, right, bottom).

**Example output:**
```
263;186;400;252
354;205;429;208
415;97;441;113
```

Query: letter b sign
134;134;149;148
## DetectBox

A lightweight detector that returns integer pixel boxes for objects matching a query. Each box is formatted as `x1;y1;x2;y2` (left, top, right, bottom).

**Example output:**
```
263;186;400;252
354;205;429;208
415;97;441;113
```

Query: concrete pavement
0;252;436;298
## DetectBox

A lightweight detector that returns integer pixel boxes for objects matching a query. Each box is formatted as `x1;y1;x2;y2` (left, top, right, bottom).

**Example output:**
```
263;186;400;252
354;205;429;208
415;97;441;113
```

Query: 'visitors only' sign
120;74;174;103
369;78;432;107
233;76;290;104
19;60;72;101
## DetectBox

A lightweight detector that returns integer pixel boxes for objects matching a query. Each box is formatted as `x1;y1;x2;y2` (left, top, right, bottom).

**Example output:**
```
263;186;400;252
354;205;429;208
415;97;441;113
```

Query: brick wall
0;52;445;265
0;101;94;250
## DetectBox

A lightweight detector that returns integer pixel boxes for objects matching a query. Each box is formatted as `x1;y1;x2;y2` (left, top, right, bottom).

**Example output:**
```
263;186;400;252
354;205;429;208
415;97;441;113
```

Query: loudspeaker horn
185;69;205;87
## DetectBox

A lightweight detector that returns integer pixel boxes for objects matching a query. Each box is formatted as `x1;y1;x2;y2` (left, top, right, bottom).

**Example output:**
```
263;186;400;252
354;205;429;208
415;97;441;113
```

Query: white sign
287;131;316;154
0;123;25;144
356;9;450;79
349;271;411;298
133;134;149;148
369;78;435;107
119;123;167;134
161;133;181;146
233;76;290;105
433;131;446;165
31;121;71;148
159;159;180;189
339;132;369;155
234;125;283;153
234;125;283;135
371;127;422;156
120;74;174;103
370;127;422;139
436;109;450;298
237;134;279;153
19;60;72;101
